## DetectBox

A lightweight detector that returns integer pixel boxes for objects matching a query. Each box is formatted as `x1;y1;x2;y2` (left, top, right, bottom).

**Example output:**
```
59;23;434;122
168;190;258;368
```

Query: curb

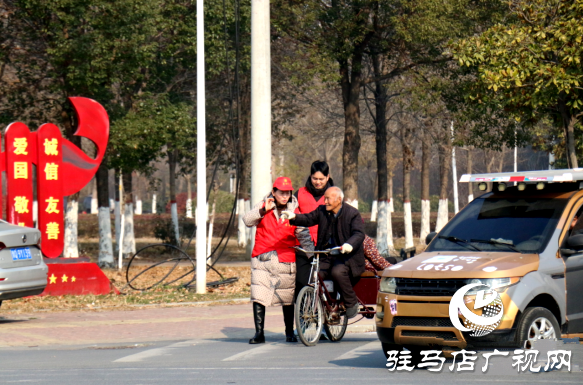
128;297;250;308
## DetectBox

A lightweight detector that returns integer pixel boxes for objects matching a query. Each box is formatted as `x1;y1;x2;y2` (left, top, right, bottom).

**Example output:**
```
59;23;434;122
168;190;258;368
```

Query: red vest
297;187;325;243
252;205;299;263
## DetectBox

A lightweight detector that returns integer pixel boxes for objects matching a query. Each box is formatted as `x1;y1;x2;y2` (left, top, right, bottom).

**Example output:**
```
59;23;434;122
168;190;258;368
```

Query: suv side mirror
426;232;437;245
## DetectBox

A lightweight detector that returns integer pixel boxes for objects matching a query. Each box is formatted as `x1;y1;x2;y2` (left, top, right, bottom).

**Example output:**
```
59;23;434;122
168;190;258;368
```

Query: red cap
273;176;294;191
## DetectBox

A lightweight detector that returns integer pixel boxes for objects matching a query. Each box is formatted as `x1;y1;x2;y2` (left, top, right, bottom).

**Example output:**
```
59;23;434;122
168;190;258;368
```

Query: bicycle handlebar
292;246;341;254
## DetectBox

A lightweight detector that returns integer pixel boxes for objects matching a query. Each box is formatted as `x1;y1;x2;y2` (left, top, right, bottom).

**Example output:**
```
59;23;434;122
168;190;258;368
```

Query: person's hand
341;243;353;254
265;197;275;211
281;211;296;220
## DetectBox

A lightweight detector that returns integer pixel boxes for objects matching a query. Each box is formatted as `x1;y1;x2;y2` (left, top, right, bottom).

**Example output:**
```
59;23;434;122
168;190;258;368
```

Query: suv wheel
516;307;560;349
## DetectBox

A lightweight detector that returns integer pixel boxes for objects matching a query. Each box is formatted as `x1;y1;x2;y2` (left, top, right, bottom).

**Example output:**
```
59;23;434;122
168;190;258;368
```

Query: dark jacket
290;204;365;277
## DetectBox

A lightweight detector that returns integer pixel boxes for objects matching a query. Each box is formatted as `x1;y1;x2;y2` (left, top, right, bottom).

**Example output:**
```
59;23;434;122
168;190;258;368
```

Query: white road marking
332;341;381;361
222;342;282;361
113;340;198;363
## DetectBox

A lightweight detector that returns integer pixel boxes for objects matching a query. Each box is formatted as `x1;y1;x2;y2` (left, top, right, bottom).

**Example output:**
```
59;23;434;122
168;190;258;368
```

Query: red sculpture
1;97;109;258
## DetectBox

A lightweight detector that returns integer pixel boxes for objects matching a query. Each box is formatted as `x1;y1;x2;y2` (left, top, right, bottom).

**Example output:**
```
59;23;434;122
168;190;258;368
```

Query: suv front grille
391;317;454;328
395;278;467;296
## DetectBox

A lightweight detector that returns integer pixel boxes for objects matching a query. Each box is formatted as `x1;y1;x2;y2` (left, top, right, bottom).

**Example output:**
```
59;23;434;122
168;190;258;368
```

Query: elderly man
282;186;365;318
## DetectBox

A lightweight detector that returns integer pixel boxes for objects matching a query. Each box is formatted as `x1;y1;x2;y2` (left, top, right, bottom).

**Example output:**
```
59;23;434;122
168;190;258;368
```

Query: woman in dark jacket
294;161;334;295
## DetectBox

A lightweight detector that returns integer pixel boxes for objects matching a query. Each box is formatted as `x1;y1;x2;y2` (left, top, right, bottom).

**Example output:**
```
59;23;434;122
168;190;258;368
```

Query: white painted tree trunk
123;203;136;255
468;194;474;203
376;201;394;255
186;198;193;218
109;198;114;210
152;194;157;214
419;199;431;244
370;200;378;222
33;200;38;225
237;199;247;248
435;198;449;232
64;200;79;258
171;202;180;245
207;201;216;257
389;198;394;213
346;199;358;209
114;200;120;252
135;199;142;215
244;199;251;246
404;201;414;249
91;180;98;214
98;207;114;266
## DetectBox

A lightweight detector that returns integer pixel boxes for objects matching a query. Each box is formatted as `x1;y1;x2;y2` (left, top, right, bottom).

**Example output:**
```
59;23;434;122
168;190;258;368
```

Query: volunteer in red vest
294;160;334;295
243;177;314;344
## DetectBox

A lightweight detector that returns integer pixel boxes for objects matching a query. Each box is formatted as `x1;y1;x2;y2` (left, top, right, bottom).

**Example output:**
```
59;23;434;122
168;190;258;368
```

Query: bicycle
294;246;377;347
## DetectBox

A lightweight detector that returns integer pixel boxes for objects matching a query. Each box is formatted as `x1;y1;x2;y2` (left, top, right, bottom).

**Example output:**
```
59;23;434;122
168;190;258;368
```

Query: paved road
0;303;582;384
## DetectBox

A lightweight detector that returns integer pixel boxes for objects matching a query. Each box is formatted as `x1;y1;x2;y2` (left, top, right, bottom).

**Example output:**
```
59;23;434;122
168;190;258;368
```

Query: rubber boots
283;305;297;342
249;302;266;344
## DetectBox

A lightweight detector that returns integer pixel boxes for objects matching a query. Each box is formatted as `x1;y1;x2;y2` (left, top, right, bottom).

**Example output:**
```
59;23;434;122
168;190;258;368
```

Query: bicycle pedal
328;312;341;325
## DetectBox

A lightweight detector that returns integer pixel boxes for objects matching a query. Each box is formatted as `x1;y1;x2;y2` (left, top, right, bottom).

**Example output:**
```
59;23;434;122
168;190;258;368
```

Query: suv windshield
427;196;568;254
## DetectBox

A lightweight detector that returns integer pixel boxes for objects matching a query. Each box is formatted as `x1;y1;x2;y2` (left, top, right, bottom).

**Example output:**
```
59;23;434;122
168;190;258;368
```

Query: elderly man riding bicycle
282;186;365;319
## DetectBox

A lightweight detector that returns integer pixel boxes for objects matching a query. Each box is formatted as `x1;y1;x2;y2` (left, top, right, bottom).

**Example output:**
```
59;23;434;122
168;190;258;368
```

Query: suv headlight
464;277;519;295
380;277;397;293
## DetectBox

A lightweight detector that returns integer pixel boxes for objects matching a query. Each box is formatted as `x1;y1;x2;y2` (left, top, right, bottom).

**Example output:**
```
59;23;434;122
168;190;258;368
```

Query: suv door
561;202;583;333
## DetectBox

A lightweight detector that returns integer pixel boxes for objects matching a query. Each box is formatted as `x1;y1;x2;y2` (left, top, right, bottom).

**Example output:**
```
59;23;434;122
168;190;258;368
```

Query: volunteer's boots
249;302;266;344
283;305;297;342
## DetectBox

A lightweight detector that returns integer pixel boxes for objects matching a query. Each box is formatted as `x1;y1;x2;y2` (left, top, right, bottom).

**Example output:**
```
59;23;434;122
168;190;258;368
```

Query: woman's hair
310;160;330;177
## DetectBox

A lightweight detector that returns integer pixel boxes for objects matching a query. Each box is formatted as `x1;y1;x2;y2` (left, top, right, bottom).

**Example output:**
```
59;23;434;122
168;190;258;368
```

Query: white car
0;221;48;307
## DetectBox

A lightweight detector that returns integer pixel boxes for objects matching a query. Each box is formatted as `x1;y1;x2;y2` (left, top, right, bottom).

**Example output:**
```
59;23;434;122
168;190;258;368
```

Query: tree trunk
420;128;431;244
91;177;98;214
558;96;578;168
339;54;363;208
134;174;142;215
114;174;121;252
237;84;252;249
435;143;451;232
186;174;193;218
168;149;180;245
64;194;79;258
467;148;474;202
402;129;414;249
372;53;392;250
97;162;113;268
207;182;219;258
62;109;80;258
122;172;135;256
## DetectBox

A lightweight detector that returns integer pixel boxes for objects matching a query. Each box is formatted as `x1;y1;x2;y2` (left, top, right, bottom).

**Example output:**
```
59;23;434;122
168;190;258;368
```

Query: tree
1;0;161;261
452;0;583;168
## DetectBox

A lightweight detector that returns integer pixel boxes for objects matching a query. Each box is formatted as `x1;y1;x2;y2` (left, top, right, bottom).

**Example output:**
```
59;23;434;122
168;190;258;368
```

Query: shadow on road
0;318;28;325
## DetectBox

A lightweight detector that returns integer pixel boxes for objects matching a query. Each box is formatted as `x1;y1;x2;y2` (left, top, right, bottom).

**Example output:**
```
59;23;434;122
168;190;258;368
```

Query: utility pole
250;0;272;231
451;122;459;213
196;0;207;294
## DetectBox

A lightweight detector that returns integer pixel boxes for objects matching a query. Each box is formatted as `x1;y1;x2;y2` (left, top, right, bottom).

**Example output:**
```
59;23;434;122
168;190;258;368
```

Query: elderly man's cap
273;176;293;191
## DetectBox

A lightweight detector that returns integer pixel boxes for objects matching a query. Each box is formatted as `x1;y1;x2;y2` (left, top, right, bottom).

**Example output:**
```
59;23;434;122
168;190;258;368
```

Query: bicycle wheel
324;311;348;342
295;286;323;346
